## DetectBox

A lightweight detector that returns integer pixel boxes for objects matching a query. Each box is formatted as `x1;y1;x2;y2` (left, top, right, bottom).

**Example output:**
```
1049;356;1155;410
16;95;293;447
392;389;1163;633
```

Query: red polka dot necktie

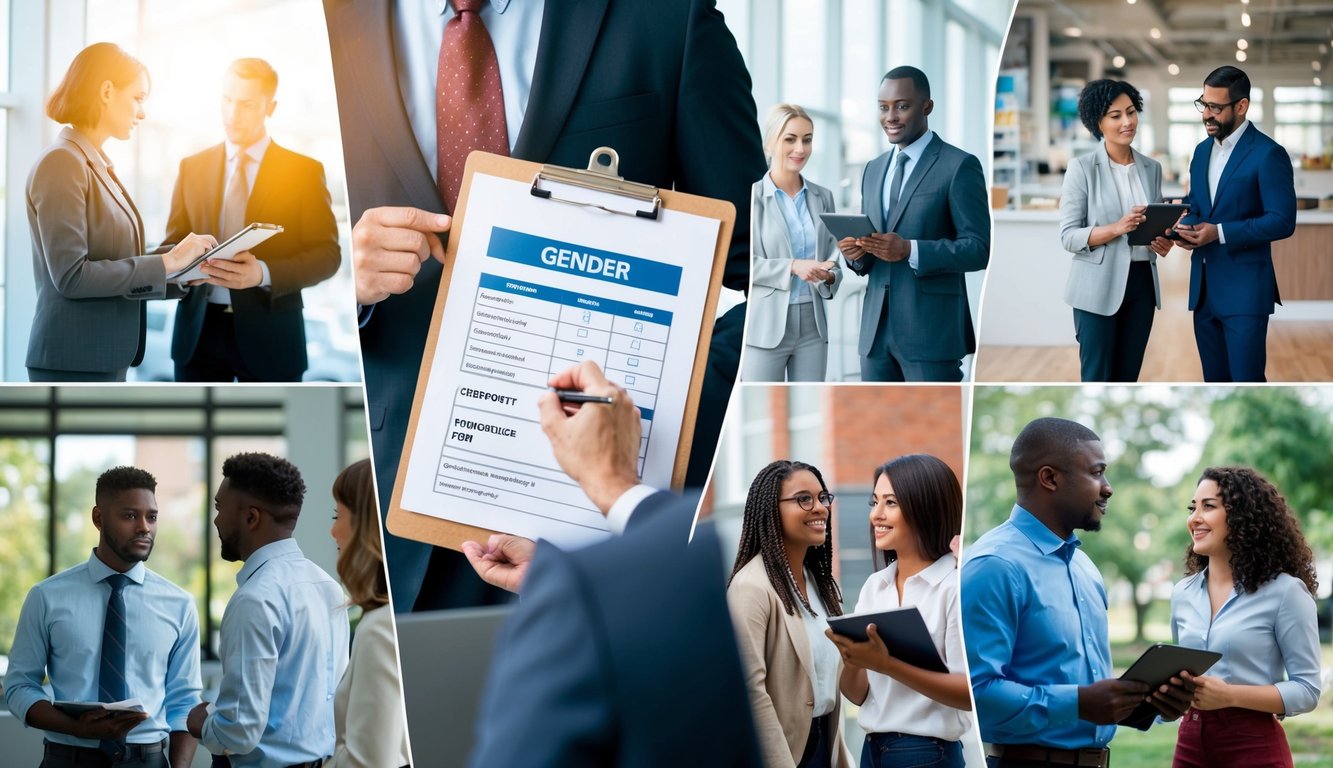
436;0;509;213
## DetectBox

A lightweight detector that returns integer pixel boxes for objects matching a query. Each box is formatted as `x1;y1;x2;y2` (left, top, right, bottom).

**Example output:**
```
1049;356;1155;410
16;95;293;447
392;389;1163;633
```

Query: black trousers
1073;260;1156;382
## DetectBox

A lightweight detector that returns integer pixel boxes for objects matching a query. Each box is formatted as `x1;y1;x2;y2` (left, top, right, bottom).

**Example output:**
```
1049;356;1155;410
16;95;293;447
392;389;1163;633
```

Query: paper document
398;173;720;549
52;698;146;716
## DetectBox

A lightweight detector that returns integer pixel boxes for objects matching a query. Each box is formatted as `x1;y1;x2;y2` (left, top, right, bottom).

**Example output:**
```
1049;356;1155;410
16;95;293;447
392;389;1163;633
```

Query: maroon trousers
1173;707;1293;768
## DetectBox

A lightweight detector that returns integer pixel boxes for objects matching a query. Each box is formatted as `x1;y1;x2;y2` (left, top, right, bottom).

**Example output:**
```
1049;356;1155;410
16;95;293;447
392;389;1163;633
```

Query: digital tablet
167;222;284;283
1117;643;1221;729
818;213;876;241
826;606;947;673
1126;204;1188;246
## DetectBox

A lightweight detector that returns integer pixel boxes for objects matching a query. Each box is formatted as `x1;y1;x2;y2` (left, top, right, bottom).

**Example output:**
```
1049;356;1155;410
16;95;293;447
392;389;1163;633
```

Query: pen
553;389;616;405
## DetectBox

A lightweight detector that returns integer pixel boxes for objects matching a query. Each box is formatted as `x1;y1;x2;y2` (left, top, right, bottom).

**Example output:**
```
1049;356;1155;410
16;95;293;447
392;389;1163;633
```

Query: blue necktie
99;573;130;758
886;150;910;227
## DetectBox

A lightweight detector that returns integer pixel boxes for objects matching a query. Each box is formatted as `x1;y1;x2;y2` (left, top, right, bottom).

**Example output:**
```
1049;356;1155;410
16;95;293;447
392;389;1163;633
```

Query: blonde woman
328;460;411;767
743;104;841;382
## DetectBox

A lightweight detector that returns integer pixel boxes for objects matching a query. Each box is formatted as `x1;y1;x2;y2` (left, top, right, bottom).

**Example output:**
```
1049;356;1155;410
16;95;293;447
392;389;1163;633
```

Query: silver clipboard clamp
530;147;662;220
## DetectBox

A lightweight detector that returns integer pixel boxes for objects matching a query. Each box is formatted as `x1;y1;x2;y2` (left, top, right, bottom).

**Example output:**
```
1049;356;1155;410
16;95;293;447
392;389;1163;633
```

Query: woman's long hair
870;454;962;571
728;460;842;617
1184;466;1317;595
333;459;390;611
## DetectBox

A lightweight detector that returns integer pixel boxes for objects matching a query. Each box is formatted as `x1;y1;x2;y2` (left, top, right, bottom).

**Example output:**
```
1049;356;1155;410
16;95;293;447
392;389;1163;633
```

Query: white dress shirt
801;570;842;717
212;134;273;304
880;129;935;271
1107;157;1151;262
1207;119;1251;245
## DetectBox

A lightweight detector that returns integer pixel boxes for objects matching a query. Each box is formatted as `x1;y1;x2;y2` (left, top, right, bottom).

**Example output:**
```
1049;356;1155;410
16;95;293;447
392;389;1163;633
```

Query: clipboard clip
531;147;662;220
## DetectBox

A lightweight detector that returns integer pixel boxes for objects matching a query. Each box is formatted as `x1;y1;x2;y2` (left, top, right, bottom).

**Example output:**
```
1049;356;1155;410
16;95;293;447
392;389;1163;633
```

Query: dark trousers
28;367;127;383
797;712;833;768
863;733;963;768
175;304;273;383
1073;260;1155;382
1193;273;1268;382
41;740;167;768
1173;707;1292;768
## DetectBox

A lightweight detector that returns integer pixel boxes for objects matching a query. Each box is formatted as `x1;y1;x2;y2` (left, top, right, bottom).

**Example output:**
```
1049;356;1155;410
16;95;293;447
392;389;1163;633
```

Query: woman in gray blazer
743;104;841;382
26;43;214;382
1059;79;1175;382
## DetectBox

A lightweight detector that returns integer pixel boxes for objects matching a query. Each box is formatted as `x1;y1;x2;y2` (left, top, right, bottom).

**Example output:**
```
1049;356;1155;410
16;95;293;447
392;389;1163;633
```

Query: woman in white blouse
328;459;412;768
1059;79;1176;382
826;454;971;768
1171;466;1321;768
728;460;854;768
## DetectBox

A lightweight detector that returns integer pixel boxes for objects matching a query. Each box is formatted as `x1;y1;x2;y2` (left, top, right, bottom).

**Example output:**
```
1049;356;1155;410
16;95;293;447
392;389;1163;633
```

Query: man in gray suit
838;66;990;382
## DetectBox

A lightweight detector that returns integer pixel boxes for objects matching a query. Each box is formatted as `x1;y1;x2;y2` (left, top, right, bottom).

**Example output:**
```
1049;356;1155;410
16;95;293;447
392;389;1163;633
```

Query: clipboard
388;148;735;551
166;222;283;283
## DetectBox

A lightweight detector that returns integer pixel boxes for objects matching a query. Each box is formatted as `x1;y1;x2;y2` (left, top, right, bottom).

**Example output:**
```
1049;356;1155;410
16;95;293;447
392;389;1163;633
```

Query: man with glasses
1174;66;1296;382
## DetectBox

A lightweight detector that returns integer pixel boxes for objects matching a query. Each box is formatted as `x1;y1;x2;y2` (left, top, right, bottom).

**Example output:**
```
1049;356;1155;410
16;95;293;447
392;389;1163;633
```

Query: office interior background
0;0;360;382
719;0;1014;380
0;385;370;766
980;0;1333;380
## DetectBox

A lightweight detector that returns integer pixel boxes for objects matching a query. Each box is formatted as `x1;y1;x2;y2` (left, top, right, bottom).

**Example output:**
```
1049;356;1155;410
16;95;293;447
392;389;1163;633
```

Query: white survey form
397;173;720;549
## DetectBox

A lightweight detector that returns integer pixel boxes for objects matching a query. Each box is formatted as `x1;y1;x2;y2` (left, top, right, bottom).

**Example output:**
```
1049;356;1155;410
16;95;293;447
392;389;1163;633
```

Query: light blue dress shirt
762;173;816;304
880;129;934;271
1171;569;1321;716
963;506;1115;748
393;0;545;171
201;539;349;767
3;551;202;747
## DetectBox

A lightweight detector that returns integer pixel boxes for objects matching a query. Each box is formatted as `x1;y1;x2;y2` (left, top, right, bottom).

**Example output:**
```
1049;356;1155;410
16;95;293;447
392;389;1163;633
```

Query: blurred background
967;384;1333;764
0;385;370;766
0;0;359;382
979;0;1333;380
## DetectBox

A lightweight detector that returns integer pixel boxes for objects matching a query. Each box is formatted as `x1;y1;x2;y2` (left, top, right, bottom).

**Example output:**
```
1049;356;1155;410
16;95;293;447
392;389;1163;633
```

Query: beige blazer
727;557;854;768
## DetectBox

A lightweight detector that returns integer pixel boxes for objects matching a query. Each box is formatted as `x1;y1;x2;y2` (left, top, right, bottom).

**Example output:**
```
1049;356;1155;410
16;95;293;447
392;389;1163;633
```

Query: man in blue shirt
5;466;202;768
187;453;348;768
963;417;1190;767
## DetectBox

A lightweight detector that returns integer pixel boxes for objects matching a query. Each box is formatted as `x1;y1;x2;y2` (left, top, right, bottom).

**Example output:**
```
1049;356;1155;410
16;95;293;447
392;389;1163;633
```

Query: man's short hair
882;65;931;100
1009;417;1101;480
1203;65;1250;103
222;453;305;512
228;58;279;100
96;466;157;505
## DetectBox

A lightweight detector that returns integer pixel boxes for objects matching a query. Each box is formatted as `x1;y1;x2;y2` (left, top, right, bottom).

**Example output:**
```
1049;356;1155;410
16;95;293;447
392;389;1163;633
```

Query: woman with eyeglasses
727;460;854;768
825;454;971;768
1058;78;1175;382
1170;467;1320;768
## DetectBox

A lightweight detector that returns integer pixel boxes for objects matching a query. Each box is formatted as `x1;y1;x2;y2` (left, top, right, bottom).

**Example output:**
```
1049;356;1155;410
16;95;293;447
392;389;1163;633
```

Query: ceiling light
1315;76;1323;86
1150;28;1161;39
1236;50;1247;62
1168;63;1180;76
1238;39;1248;50
1063;27;1083;37
1242;12;1251;27
1127;0;1136;4
1113;55;1126;68
1316;61;1324;71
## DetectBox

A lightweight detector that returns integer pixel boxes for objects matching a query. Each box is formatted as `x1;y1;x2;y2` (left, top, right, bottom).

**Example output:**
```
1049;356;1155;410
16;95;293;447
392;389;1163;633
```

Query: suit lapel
64;129;144;254
779;594;816;692
1193;140;1214;220
515;0;611;161
1132;147;1156;206
886;135;941;233
865;154;887;231
203;144;226;233
246;142;281;221
1091;148;1119;224
338;0;441;209
1213;126;1257;210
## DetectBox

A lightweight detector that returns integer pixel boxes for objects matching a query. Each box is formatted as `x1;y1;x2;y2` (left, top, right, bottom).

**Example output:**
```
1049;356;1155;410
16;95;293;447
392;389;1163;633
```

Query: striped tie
99;573;130;758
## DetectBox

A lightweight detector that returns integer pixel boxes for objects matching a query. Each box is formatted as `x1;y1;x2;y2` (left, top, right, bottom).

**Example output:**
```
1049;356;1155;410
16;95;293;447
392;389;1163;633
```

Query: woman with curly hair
826;455;971;768
1059;79;1176;382
1170;466;1321;768
727;460;854;767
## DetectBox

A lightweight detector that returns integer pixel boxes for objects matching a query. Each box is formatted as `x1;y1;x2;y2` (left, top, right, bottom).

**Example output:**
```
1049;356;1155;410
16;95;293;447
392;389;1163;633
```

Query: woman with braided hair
1170;466;1321;768
727;460;854;768
825;454;971;768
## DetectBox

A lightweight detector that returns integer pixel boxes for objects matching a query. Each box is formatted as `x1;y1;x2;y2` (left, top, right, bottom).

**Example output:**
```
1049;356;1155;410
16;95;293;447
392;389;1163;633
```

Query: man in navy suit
462;361;760;766
1175;66;1296;382
323;0;764;612
837;66;990;382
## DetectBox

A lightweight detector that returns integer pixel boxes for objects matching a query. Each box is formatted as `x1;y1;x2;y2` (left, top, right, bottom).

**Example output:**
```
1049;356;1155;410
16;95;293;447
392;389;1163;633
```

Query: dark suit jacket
846;134;990;362
26;127;176;373
164;142;341;381
325;0;765;610
1182;124;1296;317
469;492;761;767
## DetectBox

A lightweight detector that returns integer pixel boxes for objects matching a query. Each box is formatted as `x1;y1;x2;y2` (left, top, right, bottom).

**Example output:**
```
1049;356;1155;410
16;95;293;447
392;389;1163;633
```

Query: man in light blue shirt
963;418;1190;767
187;453;349;768
5;466;202;768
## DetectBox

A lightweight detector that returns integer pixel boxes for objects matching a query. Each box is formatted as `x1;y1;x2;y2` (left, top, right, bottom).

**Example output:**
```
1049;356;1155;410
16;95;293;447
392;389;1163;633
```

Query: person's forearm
169;730;198;767
23;700;79;736
1087;223;1126;248
839;664;869;705
1224;682;1286;714
877;660;972;711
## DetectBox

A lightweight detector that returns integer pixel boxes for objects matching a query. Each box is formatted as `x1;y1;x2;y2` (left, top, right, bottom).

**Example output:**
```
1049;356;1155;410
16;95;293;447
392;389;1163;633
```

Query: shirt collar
1011;505;1081;558
438;0;511;13
85;549;147;585
226;134;271;166
892;129;935;166
761;171;807;200
237;538;301;586
867;552;956;590
1215;119;1250;150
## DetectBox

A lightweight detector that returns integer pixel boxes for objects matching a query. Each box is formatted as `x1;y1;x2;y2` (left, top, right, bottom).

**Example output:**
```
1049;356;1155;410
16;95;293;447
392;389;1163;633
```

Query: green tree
0;440;52;655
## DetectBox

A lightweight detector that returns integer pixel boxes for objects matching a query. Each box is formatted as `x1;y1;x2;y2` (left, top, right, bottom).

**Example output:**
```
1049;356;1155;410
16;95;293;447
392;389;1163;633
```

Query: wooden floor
975;252;1333;383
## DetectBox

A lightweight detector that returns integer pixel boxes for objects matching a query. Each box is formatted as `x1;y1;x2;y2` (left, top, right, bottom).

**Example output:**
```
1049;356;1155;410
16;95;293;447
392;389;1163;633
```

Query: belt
44;738;168;761
987;744;1110;767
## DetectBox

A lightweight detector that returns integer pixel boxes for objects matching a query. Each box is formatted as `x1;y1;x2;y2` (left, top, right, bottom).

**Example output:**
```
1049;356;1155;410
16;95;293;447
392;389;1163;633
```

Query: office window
782;0;829;111
0;438;50;656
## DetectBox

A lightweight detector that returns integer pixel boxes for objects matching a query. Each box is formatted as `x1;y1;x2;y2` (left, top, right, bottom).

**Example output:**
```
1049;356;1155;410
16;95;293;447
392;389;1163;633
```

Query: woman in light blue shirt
743;104;842;382
1171;466;1320;768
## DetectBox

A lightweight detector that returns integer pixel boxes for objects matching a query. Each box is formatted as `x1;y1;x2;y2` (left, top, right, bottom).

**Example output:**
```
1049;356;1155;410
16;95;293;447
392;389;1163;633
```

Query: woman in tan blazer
26;43;214;381
728;460;854;768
